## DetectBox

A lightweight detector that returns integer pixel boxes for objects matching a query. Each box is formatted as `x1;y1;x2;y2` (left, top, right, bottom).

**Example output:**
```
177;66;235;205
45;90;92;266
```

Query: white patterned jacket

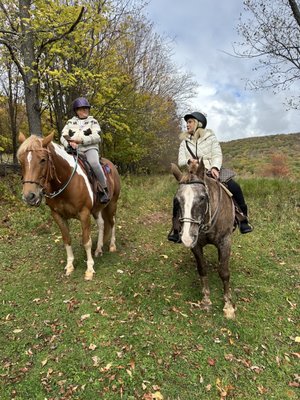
60;116;101;152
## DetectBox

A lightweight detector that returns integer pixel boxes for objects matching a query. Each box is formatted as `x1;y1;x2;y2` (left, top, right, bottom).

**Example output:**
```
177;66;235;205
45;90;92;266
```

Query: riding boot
167;218;182;243
239;204;253;234
99;187;110;204
167;199;182;243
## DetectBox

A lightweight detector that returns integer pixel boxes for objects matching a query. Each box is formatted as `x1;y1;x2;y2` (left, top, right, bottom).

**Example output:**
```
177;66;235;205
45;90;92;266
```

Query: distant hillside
221;132;300;179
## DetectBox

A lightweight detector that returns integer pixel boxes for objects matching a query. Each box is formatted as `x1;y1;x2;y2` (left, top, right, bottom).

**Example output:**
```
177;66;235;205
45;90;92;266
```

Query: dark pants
227;179;248;216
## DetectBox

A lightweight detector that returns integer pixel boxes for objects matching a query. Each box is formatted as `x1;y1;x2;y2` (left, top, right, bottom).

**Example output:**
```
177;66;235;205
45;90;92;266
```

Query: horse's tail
102;199;118;243
102;159;120;244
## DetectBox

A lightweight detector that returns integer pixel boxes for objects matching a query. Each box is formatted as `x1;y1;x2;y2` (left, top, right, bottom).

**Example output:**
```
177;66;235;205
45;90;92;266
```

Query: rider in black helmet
168;111;253;243
60;97;110;204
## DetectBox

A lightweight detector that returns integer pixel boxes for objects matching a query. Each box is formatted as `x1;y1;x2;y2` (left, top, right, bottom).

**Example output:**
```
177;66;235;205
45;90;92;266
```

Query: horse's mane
17;135;43;158
179;159;202;183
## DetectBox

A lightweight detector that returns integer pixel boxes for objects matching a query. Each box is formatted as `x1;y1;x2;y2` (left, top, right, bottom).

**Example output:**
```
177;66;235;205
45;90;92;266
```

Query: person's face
186;118;197;133
76;107;90;119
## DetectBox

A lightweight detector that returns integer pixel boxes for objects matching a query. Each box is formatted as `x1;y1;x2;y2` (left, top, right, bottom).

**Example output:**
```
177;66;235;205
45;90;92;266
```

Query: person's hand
69;140;79;149
211;167;220;180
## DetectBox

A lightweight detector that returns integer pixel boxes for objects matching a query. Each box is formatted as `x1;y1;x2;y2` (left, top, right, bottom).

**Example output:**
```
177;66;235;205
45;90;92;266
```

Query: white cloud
146;0;300;141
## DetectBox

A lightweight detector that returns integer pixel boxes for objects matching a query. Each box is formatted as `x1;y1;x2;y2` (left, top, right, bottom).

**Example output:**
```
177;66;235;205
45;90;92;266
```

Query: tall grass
0;174;299;399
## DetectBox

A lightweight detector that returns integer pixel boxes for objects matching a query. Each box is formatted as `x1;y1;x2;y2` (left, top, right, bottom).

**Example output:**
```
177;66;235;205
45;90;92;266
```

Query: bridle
22;146;79;199
178;179;222;233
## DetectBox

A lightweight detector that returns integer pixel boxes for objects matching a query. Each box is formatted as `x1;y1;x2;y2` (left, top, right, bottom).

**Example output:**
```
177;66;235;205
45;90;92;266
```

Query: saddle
68;148;110;202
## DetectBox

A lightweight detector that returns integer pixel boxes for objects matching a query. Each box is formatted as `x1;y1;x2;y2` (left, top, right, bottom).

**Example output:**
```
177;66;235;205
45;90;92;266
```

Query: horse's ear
18;132;27;144
171;163;182;182
196;157;206;180
42;131;55;147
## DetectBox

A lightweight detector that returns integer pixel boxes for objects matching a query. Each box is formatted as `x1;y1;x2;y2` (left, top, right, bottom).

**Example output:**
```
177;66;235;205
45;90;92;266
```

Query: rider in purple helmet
60;97;109;204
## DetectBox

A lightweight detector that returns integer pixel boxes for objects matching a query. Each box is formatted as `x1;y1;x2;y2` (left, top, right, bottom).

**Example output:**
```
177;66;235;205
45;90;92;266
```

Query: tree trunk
7;65;18;163
19;0;42;136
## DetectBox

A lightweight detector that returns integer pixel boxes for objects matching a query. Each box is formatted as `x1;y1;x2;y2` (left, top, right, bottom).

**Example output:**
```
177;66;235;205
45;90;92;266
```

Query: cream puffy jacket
60;116;101;152
178;128;222;171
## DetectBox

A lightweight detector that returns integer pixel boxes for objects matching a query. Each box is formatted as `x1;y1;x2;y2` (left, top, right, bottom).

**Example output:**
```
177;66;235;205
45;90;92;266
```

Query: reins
22;146;79;199
45;149;78;199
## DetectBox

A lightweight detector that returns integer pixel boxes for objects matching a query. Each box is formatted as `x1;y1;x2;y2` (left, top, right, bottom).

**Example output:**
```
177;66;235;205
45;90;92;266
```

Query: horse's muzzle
22;191;43;206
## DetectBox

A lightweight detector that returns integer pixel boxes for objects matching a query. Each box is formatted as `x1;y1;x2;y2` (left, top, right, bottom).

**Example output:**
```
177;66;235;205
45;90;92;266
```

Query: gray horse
171;158;236;319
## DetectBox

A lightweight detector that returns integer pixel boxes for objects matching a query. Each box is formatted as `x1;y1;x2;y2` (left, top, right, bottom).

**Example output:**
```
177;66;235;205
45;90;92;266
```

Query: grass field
0;173;299;400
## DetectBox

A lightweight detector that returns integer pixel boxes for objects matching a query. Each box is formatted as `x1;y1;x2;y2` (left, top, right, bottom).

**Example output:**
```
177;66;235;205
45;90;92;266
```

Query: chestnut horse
171;159;236;318
17;132;120;280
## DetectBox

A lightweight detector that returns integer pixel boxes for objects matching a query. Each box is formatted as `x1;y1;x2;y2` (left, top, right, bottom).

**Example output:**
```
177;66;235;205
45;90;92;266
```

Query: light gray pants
85;148;107;189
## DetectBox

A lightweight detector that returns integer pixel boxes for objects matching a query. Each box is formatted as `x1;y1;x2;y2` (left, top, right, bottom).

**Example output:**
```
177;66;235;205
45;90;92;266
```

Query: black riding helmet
184;112;207;129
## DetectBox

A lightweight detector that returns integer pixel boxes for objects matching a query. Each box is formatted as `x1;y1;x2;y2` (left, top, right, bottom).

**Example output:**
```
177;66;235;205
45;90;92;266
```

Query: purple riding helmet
72;97;91;111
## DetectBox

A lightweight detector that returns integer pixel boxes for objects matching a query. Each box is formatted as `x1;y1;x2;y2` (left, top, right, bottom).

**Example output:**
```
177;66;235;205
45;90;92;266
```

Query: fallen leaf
288;381;300;388
152;391;164;400
80;314;90;321
92;356;100;366
257;385;268;394
41;359;48;367
100;362;112;372
207;358;216;366
13;329;23;333
291;352;300;358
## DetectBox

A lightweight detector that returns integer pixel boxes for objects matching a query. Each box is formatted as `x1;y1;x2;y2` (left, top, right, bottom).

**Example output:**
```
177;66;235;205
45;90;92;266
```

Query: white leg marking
109;216;116;252
84;237;95;281
65;245;75;276
95;212;104;257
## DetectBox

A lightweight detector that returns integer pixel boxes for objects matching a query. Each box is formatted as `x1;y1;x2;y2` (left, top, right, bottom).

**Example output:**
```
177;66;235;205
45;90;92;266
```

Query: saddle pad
219;168;236;183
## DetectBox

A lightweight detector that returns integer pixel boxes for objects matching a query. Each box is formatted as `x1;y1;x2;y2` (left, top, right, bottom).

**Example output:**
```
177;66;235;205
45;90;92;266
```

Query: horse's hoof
109;245;116;253
65;266;74;276
94;249;103;257
85;271;94;281
200;300;212;312
223;305;236;319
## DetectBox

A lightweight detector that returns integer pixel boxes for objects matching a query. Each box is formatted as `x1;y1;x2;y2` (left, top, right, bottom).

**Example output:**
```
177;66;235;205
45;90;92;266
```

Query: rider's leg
227;179;253;234
167;198;182;243
85;149;109;203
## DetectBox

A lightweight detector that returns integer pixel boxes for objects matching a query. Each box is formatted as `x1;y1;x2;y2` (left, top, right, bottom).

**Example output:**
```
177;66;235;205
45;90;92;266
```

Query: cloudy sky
145;0;300;141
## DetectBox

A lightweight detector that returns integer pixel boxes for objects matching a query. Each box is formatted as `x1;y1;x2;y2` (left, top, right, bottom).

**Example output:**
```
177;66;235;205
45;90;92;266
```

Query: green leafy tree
0;0;84;135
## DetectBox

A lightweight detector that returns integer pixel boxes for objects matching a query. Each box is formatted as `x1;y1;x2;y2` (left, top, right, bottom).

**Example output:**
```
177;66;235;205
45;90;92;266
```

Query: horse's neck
206;178;219;209
50;144;74;184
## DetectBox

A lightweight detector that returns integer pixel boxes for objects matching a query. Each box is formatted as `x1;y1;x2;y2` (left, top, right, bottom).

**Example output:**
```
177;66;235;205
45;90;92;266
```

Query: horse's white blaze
53;144;94;204
27;151;32;169
181;186;194;247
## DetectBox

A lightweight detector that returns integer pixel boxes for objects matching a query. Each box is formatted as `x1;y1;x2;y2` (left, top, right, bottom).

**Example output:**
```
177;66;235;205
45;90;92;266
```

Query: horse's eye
40;158;46;164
